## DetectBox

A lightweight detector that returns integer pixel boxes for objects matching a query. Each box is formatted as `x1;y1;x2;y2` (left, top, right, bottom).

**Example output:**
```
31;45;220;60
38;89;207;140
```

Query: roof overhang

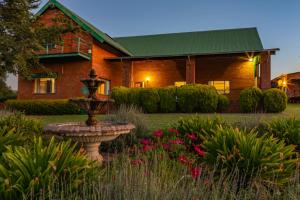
106;48;280;62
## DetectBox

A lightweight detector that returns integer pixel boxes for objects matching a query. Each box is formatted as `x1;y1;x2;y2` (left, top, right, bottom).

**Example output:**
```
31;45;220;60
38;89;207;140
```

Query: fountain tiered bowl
44;69;135;163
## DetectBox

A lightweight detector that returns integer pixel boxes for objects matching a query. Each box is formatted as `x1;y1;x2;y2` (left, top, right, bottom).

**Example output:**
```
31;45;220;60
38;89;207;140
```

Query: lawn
33;103;300;131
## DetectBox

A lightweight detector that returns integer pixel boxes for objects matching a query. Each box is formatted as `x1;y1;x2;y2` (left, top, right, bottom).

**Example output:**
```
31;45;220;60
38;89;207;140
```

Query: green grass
32;104;300;132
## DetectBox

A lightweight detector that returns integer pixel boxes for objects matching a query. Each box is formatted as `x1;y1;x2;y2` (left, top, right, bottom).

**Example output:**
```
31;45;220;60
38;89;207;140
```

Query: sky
6;0;300;90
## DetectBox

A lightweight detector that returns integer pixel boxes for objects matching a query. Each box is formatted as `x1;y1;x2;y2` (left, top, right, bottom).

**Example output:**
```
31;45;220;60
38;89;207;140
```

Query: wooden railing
37;37;92;58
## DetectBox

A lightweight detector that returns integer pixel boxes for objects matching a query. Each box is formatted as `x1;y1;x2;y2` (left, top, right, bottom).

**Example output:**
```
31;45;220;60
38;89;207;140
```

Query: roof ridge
113;27;258;39
36;0;132;56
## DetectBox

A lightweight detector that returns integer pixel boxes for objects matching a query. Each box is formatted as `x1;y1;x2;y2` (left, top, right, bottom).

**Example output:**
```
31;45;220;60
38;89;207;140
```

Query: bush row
5;99;82;115
111;85;230;113
240;87;287;113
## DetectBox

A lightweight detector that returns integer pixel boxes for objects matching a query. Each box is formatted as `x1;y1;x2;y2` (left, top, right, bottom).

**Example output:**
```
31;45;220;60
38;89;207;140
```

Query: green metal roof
113;28;264;57
36;0;132;56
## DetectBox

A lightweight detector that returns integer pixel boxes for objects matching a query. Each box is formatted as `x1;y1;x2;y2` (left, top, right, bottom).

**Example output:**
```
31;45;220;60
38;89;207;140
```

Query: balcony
37;37;92;61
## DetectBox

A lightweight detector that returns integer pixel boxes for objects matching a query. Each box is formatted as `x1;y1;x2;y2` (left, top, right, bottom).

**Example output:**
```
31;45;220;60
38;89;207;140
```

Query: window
208;81;230;94
174;81;186;87
34;78;56;94
98;79;110;95
134;82;144;88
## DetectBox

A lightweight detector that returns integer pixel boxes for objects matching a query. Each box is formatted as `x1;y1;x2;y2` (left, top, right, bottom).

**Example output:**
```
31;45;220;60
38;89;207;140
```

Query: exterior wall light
282;80;287;87
145;77;150;82
249;58;253;62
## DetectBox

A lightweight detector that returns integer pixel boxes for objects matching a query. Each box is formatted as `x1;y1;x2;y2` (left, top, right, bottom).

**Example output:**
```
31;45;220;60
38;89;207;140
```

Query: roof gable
114;28;264;57
36;0;132;56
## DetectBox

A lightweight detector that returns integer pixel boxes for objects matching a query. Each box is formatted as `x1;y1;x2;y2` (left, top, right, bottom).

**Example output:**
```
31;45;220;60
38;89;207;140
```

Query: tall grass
29;152;300;200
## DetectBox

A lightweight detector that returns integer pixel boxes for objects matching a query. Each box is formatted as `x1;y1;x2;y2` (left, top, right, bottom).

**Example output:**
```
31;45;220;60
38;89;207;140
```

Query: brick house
272;72;300;103
18;0;279;111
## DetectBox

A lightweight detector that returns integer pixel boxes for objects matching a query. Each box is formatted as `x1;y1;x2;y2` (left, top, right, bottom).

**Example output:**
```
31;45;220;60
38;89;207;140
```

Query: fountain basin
44;122;135;163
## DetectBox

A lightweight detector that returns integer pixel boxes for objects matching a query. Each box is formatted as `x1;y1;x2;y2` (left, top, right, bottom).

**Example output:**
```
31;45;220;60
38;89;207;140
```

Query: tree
0;0;75;79
0;78;16;102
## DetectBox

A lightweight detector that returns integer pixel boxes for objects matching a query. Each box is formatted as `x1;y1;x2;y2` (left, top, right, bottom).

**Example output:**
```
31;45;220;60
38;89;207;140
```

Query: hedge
5;99;82;115
217;95;230;112
239;87;263;113
263;88;287;113
111;84;220;113
158;86;177;113
140;88;160;113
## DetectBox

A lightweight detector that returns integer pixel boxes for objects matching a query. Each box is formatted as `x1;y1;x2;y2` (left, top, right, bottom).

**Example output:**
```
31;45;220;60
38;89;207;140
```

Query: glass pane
208;81;230;94
175;82;186;87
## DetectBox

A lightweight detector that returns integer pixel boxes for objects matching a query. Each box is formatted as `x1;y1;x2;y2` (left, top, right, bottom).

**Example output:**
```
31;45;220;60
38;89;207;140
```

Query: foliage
217;94;230;112
0;112;42;135
174;116;227;142
6;99;82;115
263;88;287;113
0;137;96;199
102;104;149;153
127;88;142;107
110;86;128;107
203;127;297;186
158;86;177;113
176;85;198;112
193;84;219;113
140;88;160;113
262;118;300;151
0;0;77;79
0;79;17;102
239;87;263;113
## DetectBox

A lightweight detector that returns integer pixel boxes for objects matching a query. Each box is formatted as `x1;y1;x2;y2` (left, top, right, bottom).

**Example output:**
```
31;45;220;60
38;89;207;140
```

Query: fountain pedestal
83;142;102;162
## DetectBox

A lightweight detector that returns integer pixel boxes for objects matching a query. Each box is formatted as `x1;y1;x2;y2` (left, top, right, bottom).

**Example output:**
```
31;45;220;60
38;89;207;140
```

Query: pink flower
153;129;164;138
193;145;206;157
142;145;154;152
140;138;152;145
187;133;197;141
131;159;143;166
168;128;179;135
178;155;189;164
169;138;184;145
190;167;202;179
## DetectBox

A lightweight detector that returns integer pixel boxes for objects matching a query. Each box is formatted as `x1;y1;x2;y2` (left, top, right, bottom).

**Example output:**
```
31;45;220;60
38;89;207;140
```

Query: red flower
193;145;206;157
140;138;152;145
153;129;164;138
187;133;197;141
190;167;202;179
142;145;154;152
131;159;143;166
169;138;184;145
168;128;179;135
162;143;170;150
178;155;189;164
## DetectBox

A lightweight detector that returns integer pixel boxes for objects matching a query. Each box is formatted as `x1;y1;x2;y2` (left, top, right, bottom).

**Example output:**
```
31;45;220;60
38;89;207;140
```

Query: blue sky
7;0;300;90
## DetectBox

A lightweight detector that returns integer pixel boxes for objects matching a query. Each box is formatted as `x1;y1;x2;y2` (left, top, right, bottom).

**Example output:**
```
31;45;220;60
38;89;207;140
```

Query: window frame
208;80;230;94
34;78;56;95
97;78;111;96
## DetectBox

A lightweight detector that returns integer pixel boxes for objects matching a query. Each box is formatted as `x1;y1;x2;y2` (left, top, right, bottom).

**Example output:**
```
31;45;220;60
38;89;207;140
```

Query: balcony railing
37;37;92;59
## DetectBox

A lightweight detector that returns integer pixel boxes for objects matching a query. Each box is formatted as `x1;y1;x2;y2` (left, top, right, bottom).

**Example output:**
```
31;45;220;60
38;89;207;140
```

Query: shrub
5;99;81;115
217;95;230;112
158;86;177;113
140;88;160;113
239;87;263;113
0;112;42;136
176;85;198;112
174;116;227;142
263;88;287;113
102;104;149;152
0;137;95;199
262;118;300;151
203;127;297;186
127;88;142;107
111;86;128;107
193;84;219;113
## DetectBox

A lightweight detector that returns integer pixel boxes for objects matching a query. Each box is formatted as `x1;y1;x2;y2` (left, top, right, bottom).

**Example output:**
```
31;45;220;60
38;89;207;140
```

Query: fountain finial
89;68;97;79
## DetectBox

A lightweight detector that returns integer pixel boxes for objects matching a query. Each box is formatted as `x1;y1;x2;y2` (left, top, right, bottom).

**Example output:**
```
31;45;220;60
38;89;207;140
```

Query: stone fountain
44;69;135;163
